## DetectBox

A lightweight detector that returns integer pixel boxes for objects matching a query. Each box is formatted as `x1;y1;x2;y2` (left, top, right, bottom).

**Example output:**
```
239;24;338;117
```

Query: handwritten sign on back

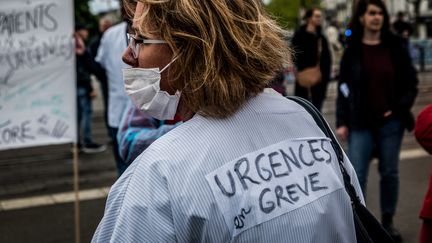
206;137;344;236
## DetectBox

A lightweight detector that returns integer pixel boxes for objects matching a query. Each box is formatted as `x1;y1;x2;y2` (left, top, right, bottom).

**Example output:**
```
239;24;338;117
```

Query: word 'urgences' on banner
206;138;344;236
0;0;76;151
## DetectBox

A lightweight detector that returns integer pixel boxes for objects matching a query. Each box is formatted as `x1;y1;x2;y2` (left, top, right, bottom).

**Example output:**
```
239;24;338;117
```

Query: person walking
92;1;364;242
336;1;418;241
292;8;331;111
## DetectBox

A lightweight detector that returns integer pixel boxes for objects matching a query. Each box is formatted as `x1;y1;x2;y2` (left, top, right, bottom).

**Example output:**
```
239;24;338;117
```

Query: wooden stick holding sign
72;143;81;243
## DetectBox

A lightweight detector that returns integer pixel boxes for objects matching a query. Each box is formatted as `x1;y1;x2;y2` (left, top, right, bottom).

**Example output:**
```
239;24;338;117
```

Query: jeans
108;127;128;176
77;87;94;145
348;118;404;215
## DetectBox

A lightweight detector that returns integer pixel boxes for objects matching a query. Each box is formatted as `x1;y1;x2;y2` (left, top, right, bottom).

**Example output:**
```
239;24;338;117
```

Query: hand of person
336;126;349;141
74;33;85;55
90;90;97;99
383;110;393;118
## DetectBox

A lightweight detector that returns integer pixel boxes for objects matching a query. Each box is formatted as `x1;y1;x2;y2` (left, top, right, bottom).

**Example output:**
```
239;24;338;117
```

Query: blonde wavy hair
124;0;291;118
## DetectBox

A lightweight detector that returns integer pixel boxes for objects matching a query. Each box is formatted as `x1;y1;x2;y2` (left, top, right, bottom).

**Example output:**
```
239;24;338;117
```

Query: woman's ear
359;16;365;26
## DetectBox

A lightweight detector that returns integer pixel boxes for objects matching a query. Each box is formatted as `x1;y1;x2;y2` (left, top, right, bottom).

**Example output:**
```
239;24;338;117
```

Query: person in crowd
393;11;413;41
92;1;363;242
95;16;130;175
89;16;113;135
291;7;331;111
74;23;106;153
117;101;181;165
392;11;418;63
415;105;432;243
325;19;343;80
89;16;113;58
335;1;418;241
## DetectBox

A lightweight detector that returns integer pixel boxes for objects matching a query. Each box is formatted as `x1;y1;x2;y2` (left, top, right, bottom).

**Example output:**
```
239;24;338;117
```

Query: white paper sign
0;0;76;150
206;137;344;236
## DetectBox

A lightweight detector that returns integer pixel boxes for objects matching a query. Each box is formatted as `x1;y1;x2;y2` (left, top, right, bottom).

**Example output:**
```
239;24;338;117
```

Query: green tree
74;0;98;34
265;0;321;29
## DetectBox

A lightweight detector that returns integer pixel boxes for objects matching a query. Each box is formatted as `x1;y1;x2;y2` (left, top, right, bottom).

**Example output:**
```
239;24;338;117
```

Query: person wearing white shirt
92;1;364;242
95;21;130;175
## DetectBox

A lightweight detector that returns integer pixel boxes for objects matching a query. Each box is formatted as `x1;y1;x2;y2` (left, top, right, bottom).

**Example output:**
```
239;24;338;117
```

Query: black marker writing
0;35;74;84
215;139;333;198
214;171;236;197
0;3;58;36
234;157;260;190
0;120;35;145
37;127;50;136
234;207;252;229
258;172;328;214
38;114;48;125
51;119;68;139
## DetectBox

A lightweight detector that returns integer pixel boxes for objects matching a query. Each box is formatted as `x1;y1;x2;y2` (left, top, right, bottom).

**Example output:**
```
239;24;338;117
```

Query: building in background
321;0;352;26
322;0;432;39
88;0;121;23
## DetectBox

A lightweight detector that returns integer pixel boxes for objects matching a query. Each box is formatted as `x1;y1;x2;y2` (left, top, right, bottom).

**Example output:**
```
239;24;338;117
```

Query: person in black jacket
291;8;331;111
75;23;107;153
335;1;418;242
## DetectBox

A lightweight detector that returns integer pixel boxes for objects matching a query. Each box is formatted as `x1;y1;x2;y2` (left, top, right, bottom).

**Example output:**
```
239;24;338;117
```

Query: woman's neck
306;23;317;34
362;29;381;45
177;97;195;121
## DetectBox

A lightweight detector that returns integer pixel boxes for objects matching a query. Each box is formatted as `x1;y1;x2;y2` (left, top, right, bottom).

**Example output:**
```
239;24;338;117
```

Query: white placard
206;137;344;236
0;0;76;150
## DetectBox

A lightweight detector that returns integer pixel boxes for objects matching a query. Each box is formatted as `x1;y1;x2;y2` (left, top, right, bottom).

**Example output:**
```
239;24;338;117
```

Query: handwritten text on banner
0;0;76;150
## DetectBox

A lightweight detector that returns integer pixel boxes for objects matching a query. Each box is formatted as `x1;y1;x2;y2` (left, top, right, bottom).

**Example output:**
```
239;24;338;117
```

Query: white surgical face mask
122;60;180;120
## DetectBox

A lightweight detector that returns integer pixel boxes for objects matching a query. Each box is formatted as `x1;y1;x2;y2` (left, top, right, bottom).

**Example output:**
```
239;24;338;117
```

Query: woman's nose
122;47;138;67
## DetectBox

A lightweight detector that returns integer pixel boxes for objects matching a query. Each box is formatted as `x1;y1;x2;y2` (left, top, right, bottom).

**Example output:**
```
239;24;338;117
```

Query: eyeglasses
127;33;168;58
367;10;383;16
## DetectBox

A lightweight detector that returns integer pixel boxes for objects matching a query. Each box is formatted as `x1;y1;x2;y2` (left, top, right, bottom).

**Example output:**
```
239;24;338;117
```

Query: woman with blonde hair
92;0;363;242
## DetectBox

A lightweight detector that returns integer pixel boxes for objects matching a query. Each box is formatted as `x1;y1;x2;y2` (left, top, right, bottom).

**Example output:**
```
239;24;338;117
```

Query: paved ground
0;72;431;243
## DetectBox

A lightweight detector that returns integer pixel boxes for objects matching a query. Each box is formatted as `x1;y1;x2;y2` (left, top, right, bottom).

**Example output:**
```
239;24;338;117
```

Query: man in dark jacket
75;23;107;153
393;11;413;40
291;8;331;111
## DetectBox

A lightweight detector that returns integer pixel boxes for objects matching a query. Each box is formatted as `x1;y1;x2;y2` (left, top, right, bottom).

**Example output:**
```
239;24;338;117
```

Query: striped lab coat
92;89;364;243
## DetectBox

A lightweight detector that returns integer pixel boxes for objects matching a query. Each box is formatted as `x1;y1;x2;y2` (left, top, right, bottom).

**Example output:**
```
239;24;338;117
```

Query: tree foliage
265;0;321;30
74;0;98;33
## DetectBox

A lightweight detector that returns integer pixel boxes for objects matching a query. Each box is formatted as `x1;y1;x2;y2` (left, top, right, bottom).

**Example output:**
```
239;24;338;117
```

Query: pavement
0;72;431;243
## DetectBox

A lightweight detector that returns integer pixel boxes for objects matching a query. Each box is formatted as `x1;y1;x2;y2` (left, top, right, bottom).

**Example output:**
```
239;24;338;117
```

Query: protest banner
0;2;81;242
0;0;76;151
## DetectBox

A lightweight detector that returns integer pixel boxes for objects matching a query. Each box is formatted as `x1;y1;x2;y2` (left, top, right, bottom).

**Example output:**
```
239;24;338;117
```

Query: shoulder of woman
385;33;405;47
